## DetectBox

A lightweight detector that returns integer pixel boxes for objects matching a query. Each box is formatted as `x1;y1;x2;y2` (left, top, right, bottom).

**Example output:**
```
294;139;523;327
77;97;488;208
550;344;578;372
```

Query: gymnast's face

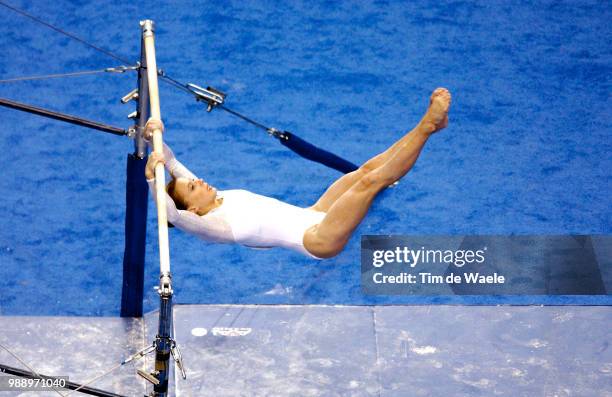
171;177;218;215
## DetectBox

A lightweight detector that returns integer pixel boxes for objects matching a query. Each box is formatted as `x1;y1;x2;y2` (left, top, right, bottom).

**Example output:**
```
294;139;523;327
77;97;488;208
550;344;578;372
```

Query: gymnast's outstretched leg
304;88;451;258
310;88;450;213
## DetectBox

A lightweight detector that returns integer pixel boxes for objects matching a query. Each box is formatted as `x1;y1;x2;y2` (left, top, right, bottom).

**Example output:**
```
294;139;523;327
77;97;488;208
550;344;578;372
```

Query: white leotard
147;143;325;258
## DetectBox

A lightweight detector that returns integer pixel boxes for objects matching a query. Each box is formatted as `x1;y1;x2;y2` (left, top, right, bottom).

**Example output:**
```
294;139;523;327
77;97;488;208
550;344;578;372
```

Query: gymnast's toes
422;88;451;133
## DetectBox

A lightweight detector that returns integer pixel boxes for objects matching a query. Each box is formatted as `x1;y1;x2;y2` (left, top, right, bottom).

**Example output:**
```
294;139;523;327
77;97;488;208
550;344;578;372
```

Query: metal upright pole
141;19;175;397
120;32;150;317
134;41;150;160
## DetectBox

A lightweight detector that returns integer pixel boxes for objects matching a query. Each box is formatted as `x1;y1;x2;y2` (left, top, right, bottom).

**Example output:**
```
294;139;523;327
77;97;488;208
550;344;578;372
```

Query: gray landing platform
1;306;611;397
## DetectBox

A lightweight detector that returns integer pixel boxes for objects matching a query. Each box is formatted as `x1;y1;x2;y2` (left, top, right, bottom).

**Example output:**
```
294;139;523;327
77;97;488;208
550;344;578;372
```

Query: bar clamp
187;83;226;112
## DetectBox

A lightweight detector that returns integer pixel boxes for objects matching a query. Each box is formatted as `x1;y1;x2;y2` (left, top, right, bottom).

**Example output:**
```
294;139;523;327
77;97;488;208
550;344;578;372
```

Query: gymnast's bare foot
419;88;451;134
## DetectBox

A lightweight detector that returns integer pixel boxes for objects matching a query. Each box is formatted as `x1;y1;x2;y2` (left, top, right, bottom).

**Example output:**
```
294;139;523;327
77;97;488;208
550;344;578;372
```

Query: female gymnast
145;88;451;259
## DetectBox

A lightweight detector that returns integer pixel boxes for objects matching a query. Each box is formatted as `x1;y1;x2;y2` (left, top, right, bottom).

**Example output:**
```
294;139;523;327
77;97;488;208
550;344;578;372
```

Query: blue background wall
0;1;610;315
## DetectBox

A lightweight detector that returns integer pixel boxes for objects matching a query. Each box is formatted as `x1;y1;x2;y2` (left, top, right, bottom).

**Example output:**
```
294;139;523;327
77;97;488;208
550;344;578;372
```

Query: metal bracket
121;88;139;104
187;83;226;112
137;369;160;385
126;125;137;138
171;341;187;380
157;274;173;297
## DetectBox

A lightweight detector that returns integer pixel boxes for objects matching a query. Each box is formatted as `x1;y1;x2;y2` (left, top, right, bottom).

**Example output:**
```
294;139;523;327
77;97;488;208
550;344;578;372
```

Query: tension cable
0;65;138;84
157;72;359;174
0;0;132;65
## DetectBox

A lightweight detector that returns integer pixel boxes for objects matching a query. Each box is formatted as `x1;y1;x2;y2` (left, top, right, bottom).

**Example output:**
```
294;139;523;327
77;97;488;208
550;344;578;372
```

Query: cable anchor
105;63;140;73
122;343;156;366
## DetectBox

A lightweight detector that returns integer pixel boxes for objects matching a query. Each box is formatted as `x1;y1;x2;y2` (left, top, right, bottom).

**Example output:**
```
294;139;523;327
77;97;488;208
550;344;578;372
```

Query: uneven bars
142;20;171;278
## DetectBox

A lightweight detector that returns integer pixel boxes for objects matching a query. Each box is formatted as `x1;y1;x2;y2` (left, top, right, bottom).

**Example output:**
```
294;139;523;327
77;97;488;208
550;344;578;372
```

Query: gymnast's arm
147;141;197;180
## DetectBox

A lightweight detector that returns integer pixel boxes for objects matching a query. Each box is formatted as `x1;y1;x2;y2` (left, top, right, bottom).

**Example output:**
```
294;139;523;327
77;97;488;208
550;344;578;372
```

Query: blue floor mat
0;1;610;315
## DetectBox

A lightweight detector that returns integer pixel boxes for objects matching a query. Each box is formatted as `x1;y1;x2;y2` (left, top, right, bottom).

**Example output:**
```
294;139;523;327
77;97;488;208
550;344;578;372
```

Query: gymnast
145;88;451;259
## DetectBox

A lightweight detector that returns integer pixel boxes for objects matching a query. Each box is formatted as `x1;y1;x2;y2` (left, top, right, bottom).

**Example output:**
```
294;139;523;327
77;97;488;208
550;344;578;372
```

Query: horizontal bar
0;97;127;136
